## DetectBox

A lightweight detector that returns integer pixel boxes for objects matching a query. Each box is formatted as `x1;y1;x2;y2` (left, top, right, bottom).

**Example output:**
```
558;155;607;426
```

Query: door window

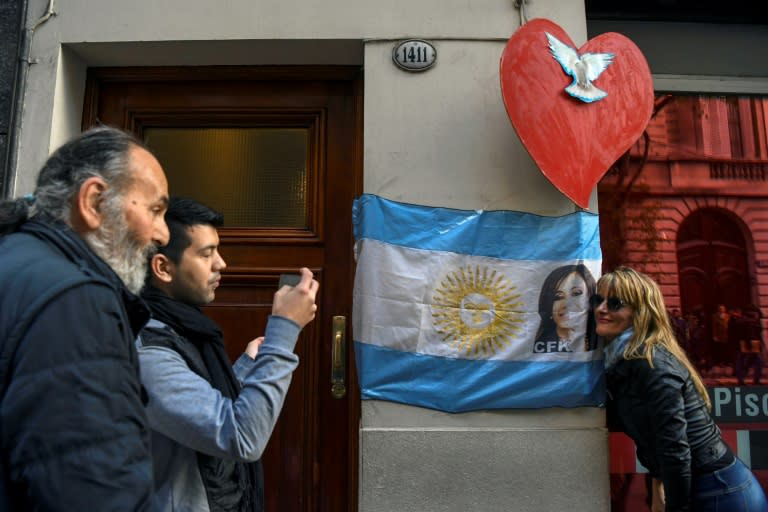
145;127;309;228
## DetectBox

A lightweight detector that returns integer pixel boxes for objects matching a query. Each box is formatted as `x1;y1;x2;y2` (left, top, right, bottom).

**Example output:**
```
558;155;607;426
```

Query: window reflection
597;94;768;388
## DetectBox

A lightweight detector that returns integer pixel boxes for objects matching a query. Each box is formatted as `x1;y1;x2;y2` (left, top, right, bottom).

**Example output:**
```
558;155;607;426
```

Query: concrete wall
360;402;607;512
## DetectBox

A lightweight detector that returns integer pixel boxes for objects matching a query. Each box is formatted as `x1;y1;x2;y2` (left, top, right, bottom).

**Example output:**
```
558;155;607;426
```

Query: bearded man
0;126;169;510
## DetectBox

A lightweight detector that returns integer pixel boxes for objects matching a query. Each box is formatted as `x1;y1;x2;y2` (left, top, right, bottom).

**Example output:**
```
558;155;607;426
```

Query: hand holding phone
278;273;302;289
274;268;319;328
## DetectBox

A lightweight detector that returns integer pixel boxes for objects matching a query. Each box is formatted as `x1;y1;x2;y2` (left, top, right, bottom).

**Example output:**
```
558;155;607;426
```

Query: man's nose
214;251;227;271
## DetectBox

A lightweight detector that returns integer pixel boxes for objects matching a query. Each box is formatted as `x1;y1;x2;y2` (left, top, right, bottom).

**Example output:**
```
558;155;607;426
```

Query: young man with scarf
137;196;319;512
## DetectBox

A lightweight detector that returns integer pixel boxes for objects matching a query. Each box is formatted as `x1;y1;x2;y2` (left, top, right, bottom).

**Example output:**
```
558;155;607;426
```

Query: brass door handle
331;315;347;399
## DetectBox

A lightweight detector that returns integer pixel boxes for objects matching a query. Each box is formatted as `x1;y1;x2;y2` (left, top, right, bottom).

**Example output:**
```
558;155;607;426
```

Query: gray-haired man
0;126;169;510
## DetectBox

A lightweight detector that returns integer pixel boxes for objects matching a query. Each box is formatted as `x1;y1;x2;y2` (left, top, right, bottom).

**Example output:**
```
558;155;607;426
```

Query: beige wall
363;39;586;215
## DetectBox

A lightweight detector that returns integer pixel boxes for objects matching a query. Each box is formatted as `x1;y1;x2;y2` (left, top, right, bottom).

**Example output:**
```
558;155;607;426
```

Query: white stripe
353;239;602;362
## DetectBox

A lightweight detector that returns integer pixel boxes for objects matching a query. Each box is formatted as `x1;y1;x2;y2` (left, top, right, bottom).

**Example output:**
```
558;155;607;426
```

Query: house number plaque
392;39;436;72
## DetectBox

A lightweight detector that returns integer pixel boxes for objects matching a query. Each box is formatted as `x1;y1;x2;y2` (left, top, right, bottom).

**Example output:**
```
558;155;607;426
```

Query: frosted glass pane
144;128;308;228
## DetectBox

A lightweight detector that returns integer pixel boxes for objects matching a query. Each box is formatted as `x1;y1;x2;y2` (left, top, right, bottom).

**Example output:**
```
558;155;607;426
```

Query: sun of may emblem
432;265;524;356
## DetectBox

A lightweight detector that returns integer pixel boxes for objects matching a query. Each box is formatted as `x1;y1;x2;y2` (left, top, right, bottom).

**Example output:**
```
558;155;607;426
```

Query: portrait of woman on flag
533;263;598;353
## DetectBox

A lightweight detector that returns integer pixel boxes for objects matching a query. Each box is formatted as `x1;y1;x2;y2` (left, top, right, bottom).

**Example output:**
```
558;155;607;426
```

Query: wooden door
83;66;361;512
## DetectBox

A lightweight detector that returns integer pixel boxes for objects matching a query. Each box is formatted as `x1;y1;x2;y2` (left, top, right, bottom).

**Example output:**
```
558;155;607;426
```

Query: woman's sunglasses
589;294;627;312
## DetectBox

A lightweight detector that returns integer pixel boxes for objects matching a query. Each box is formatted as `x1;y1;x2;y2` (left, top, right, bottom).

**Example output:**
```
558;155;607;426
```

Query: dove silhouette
545;32;614;103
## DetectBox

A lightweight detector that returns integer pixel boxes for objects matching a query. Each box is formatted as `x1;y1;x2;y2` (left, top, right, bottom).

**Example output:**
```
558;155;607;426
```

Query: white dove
545;32;614;103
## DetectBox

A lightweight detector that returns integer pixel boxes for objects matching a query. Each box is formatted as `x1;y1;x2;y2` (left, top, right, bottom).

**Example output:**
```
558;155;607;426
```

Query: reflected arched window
677;208;749;329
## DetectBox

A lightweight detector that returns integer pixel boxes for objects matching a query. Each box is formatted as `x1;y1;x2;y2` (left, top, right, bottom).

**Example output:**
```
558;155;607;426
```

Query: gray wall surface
360;402;608;512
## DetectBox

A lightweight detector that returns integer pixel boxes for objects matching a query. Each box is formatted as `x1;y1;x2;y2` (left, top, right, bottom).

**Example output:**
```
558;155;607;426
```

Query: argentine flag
352;194;605;413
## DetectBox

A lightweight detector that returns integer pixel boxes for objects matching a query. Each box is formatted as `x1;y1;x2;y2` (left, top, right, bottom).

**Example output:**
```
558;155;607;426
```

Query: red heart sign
500;18;654;208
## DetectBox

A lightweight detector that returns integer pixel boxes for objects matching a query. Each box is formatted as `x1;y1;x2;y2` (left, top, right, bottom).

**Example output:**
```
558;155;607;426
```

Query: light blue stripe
355;342;606;412
352;194;601;261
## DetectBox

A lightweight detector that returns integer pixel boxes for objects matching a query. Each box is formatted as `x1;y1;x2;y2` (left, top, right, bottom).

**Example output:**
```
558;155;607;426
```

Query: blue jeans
691;457;768;511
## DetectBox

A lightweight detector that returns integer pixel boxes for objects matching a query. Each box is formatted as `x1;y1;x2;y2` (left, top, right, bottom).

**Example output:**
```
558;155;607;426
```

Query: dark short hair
156;196;224;264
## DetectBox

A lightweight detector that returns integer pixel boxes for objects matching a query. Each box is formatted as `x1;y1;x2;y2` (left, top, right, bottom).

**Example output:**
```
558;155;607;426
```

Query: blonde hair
597;267;711;409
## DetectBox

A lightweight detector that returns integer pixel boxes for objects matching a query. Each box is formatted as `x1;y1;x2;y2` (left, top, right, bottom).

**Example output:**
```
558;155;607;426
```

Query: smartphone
278;273;302;288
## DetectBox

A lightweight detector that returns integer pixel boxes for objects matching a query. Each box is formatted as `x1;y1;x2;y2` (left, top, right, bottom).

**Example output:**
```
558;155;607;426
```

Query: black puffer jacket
606;346;728;512
0;220;153;511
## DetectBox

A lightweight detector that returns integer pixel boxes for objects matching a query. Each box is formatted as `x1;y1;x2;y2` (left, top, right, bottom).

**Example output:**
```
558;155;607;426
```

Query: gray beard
83;204;156;295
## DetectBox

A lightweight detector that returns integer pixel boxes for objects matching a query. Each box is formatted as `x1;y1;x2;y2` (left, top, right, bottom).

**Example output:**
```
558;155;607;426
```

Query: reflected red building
599;94;768;510
598;94;768;347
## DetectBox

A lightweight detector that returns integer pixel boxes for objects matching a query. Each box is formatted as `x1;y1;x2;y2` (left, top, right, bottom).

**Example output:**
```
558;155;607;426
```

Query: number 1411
401;46;429;63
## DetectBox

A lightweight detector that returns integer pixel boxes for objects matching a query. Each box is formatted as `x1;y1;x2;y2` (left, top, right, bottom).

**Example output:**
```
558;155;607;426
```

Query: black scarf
141;286;264;512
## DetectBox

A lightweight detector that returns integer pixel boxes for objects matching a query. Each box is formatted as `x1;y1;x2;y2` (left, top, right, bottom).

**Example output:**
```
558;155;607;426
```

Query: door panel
83;66;361;512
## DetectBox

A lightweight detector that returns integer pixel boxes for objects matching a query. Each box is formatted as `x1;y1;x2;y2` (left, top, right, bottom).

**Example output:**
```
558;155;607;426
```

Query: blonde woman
593;267;766;511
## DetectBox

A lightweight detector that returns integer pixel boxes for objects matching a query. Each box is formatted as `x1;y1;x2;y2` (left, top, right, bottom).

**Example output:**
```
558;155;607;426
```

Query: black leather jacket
606;346;728;511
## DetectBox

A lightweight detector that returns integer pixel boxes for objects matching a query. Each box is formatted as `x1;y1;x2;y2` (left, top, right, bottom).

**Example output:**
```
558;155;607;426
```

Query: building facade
597;93;768;510
599;95;768;320
2;1;767;510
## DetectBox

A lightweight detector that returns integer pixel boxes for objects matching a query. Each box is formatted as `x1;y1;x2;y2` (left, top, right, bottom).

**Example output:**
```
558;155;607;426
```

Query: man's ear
75;176;109;231
150;253;175;284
